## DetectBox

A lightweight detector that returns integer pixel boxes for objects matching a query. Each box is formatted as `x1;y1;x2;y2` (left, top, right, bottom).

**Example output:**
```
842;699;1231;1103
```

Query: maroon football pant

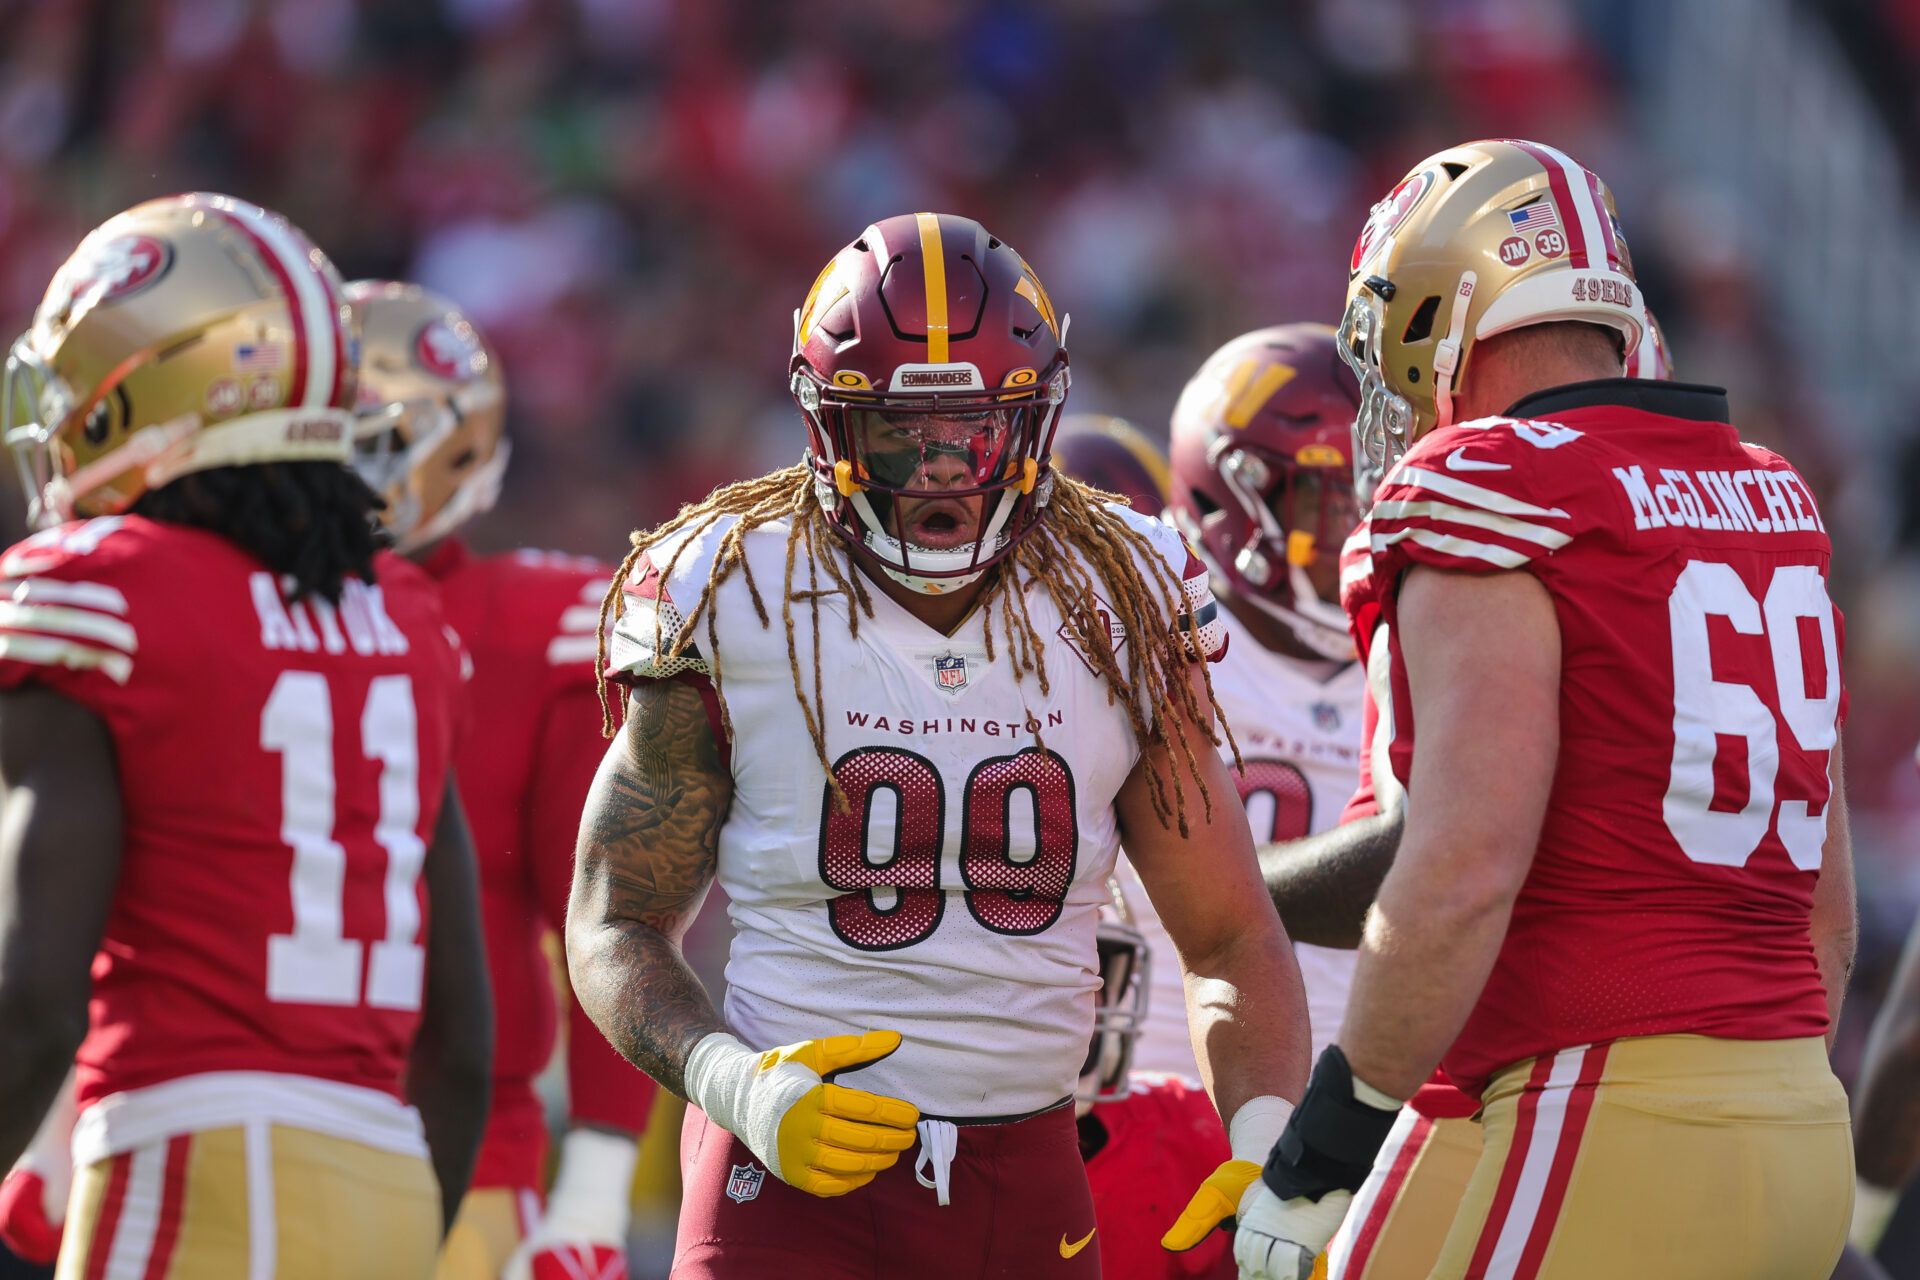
673;1103;1101;1279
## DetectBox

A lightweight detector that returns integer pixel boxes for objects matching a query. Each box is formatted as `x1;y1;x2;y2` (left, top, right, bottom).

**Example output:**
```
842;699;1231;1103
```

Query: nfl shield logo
725;1162;765;1204
934;653;968;691
1311;701;1341;733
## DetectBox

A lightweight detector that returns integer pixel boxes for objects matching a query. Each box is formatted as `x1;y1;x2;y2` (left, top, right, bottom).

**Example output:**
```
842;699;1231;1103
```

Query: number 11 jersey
0;516;466;1157
1365;381;1842;1094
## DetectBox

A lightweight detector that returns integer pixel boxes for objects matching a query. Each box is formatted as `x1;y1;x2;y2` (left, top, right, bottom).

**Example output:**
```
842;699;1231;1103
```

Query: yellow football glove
684;1029;921;1198
1162;1158;1263;1251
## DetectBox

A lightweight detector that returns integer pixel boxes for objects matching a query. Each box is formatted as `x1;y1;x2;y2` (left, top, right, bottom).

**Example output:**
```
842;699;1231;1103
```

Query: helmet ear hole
1402;295;1442;345
84;401;112;445
83;390;124;446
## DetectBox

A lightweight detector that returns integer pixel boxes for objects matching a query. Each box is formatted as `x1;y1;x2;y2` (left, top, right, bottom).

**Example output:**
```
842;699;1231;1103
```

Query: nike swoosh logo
1445;446;1511;472
1059;1227;1096;1259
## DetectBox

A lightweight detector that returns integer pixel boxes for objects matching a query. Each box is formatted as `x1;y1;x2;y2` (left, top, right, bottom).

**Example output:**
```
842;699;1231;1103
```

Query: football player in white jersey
566;213;1311;1279
1150;324;1365;1084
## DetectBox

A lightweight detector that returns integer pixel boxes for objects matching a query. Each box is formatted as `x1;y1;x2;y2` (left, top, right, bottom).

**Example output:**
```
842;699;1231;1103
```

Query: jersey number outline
262;671;427;1008
1232;758;1314;844
1664;560;1838;870
818;746;1078;950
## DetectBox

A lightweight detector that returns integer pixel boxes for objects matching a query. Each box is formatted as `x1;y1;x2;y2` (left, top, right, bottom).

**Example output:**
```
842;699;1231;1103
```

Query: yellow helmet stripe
1110;426;1172;502
916;212;950;364
1225;364;1297;429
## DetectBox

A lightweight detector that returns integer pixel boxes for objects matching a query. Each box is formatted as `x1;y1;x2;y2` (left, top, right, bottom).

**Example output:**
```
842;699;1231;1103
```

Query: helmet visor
846;405;1025;553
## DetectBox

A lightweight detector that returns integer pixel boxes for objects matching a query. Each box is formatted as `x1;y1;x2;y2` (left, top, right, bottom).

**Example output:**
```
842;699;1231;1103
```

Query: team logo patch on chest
933;651;969;692
725;1162;765;1204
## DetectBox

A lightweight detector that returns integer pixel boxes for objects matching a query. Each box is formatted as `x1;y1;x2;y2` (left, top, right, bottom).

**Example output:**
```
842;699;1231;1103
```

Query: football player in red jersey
1051;414;1172;517
0;194;491;1278
348;280;656;1280
1229;139;1856;1280
568;212;1312;1279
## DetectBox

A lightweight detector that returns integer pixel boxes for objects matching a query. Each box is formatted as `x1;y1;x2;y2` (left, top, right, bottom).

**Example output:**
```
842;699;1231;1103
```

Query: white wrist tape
1227;1095;1296;1168
539;1129;638;1243
1350;1074;1403;1112
683;1031;818;1183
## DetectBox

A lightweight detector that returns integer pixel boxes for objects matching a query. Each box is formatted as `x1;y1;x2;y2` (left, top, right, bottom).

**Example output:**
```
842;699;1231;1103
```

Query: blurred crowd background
2;0;1918;1272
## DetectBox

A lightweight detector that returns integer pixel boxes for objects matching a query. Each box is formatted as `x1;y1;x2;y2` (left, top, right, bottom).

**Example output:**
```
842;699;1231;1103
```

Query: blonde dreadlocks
596;464;1238;835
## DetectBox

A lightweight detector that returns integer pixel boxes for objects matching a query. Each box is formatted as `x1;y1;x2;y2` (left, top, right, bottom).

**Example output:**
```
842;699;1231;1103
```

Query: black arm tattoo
567;679;733;1098
1260;809;1402;949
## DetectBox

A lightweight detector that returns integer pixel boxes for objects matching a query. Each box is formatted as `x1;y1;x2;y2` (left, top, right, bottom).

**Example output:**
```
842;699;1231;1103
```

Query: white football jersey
608;505;1225;1119
1122;605;1365;1080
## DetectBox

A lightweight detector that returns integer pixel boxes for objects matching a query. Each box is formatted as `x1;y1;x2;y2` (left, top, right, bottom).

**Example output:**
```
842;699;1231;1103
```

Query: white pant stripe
102;1142;164;1280
245;1121;277;1280
1486;1045;1589;1277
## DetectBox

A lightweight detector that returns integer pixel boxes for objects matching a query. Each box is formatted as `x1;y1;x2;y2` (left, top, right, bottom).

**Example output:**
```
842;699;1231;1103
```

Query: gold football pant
435;1186;538;1280
1430;1034;1851;1279
59;1122;439;1280
1329;1110;1481;1279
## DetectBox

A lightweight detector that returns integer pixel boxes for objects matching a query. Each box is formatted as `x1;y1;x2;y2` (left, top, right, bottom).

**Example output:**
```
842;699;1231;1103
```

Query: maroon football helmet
1051;414;1170;518
1167;324;1360;659
790;212;1069;594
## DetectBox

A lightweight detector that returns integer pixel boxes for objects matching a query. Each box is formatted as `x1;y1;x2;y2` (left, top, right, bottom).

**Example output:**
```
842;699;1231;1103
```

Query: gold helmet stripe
1225;363;1298;429
915;212;950;364
1106;422;1173;502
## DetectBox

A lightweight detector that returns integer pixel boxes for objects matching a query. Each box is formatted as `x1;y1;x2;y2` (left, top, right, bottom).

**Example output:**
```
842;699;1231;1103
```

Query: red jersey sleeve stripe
1369;499;1573;550
1387;467;1572;521
0;602;138;652
0;633;134;684
0;578;128;613
1370;525;1536;571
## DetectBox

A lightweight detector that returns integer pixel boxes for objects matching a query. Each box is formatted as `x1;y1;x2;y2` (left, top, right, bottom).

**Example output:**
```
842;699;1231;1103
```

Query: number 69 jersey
610;505;1225;1120
0;516;464;1155
1365;381;1843;1094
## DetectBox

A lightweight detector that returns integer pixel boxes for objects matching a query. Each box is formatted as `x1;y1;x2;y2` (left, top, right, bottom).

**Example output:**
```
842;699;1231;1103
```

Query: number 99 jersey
609;504;1225;1119
1364;381;1842;1093
0;516;465;1155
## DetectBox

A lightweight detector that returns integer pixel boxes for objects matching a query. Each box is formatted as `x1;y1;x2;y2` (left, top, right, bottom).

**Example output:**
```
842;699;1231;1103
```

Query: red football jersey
1365;381;1841;1093
1084;1076;1233;1280
0;516;465;1108
421;539;654;1191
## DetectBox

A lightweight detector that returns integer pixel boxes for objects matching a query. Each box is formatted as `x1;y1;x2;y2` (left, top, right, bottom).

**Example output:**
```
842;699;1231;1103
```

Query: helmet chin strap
1429;271;1478;430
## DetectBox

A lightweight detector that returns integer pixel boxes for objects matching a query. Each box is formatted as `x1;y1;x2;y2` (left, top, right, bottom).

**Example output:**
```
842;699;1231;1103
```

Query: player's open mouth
902;500;977;550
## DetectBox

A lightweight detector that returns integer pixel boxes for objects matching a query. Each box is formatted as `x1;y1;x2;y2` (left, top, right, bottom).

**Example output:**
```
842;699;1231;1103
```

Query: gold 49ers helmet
346;280;506;554
1340;139;1645;503
791;212;1069;594
3;193;356;529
